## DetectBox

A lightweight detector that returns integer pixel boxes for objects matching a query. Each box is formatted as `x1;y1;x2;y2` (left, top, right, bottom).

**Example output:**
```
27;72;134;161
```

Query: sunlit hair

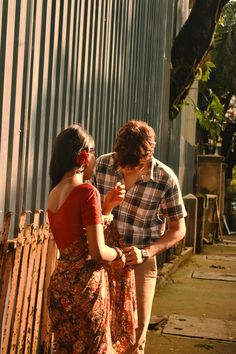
49;124;94;188
113;120;156;168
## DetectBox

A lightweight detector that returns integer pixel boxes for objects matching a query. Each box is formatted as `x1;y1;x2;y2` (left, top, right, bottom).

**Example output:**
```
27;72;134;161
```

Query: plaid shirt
95;153;187;248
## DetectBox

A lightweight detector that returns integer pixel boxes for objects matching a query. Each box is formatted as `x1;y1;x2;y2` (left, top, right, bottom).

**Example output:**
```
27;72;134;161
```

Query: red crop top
47;183;102;250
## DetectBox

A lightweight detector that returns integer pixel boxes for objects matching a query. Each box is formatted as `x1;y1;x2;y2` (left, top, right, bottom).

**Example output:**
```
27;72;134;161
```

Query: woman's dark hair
49;124;94;188
114;120;156;168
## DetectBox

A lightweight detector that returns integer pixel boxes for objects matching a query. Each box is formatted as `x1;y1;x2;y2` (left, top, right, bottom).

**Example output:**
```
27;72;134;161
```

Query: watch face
141;249;149;259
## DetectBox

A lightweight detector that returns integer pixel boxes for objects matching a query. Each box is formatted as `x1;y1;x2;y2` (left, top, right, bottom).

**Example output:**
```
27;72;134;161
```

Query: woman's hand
102;182;126;214
110;253;126;269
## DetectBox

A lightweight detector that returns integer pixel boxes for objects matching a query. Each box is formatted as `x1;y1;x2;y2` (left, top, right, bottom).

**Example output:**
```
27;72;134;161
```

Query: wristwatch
141;249;149;261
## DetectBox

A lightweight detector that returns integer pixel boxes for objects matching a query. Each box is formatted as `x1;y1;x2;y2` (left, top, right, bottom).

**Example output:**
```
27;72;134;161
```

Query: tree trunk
170;0;230;118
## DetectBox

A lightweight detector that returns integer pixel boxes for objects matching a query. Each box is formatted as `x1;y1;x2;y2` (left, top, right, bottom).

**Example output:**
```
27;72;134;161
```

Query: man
95;120;186;353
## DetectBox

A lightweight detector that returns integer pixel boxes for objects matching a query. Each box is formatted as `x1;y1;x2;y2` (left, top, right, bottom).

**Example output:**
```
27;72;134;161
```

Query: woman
47;125;136;353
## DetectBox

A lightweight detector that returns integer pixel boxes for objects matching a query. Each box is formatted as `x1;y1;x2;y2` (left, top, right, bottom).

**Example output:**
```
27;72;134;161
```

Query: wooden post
0;212;12;345
32;222;50;353
11;224;31;352
24;223;44;353
1;212;27;354
0;211;58;353
40;215;57;353
0;212;11;277
18;211;40;352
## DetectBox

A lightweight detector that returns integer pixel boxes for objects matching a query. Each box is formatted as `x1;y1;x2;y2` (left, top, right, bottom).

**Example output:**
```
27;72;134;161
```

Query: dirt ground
145;237;236;354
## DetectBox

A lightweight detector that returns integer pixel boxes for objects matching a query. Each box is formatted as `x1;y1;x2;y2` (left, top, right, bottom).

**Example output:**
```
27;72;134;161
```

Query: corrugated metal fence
0;0;191;232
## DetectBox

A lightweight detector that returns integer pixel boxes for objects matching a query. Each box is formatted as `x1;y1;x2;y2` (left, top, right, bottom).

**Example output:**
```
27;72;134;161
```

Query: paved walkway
146;237;236;354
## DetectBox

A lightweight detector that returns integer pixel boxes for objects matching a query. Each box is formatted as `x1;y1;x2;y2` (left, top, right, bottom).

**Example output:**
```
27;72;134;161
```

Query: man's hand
123;246;143;265
103;182;126;213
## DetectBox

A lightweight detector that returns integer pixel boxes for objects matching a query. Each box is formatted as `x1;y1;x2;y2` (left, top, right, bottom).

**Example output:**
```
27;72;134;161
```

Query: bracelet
113;246;123;260
102;213;114;224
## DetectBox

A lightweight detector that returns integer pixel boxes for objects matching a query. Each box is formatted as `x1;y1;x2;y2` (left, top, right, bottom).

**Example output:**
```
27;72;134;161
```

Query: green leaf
201;61;216;82
195;61;216;83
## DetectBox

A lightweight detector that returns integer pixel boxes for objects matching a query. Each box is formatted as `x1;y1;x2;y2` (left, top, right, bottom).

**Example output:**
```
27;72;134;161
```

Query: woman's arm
86;223;124;262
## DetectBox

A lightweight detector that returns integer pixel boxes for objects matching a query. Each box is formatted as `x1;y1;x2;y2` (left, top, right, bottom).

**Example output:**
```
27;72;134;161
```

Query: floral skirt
47;238;136;353
104;224;137;352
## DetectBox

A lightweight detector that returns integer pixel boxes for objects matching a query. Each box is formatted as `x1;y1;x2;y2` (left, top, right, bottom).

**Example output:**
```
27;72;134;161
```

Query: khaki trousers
130;257;157;354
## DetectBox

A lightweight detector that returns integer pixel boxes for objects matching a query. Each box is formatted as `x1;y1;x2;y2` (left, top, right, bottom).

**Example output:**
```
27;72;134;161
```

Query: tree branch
170;0;230;118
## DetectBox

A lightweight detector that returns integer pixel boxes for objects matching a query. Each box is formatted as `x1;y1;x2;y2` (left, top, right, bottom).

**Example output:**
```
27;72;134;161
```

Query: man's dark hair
114;120;156;168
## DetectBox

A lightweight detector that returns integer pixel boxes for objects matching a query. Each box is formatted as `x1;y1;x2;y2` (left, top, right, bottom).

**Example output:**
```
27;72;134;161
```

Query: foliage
195;61;216;83
195;1;236;146
169;0;230;118
171;0;236;144
173;60;226;146
170;1;236;126
207;0;236;99
170;60;220;121
170;102;185;120
194;89;225;145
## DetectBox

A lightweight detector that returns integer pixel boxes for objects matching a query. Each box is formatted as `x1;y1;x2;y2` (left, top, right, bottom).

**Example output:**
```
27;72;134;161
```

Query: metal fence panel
0;0;192;231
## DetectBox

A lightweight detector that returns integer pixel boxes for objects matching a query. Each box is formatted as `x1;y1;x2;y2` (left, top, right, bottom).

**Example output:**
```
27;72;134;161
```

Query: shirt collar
140;156;155;182
111;154;157;183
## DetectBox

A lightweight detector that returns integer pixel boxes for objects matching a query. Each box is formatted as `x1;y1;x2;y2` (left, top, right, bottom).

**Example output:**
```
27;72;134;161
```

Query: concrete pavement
146;237;236;354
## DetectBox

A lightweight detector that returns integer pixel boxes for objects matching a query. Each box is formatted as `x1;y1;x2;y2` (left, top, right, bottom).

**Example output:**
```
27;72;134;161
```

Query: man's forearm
145;219;186;257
